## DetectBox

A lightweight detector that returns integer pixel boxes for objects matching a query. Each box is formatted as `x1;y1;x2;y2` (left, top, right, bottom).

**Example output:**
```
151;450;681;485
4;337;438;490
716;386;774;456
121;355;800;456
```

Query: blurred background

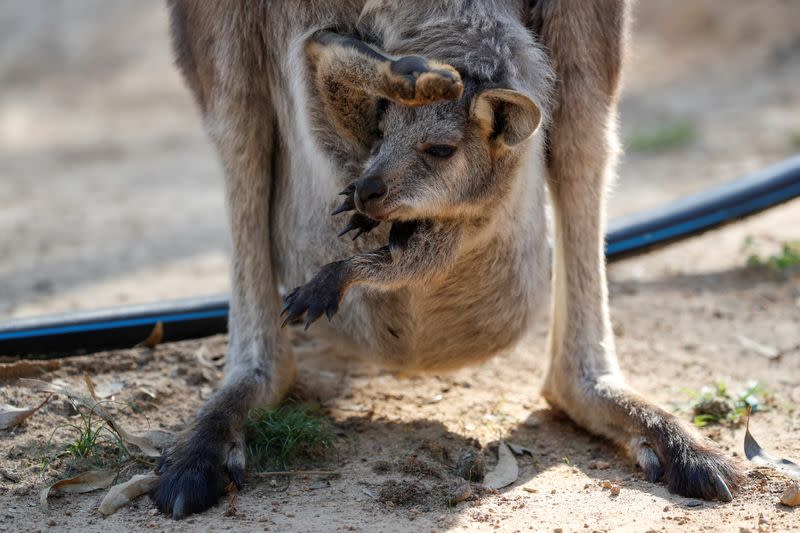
1;0;799;320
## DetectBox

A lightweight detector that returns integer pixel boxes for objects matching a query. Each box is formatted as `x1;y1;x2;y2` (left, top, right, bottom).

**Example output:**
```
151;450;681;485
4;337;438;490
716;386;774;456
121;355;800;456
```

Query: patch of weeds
627;119;696;153
244;400;334;471
746;240;800;272
42;398;131;474
681;381;772;428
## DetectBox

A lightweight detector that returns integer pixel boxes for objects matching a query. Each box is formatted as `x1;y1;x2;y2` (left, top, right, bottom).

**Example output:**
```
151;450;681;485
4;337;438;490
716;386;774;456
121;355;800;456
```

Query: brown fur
154;0;742;519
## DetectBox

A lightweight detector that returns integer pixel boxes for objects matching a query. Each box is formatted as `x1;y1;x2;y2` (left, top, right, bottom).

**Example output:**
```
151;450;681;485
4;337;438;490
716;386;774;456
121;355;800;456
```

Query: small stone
685;499;703;508
601;480;613;489
587;460;611;470
758;513;769;525
446;478;472;506
780;482;800;507
610;485;621;496
47;520;56;527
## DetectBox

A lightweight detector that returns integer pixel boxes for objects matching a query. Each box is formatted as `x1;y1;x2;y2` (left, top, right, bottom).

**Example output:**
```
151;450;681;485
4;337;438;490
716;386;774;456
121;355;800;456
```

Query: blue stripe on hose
0;309;229;341
606;182;800;256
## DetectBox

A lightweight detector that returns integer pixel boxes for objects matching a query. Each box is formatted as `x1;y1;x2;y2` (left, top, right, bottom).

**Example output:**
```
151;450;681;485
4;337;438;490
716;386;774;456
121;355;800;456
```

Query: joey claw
277;261;348;329
324;303;338;321
338;213;380;239
304;303;325;330
331;195;355;216
339;183;356;196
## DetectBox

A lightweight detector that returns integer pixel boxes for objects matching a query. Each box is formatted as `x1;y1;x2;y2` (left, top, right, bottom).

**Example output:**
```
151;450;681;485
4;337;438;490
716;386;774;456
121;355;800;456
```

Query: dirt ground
1;1;800;532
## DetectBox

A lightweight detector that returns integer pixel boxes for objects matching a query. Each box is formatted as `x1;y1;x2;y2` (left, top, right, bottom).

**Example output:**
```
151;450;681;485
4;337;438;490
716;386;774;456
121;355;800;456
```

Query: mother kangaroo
156;0;741;518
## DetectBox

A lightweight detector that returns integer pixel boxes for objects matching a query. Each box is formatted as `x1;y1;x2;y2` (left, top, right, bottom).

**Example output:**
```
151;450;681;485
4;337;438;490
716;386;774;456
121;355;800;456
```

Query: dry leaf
0;395;51;430
484;441;519;489
507;442;534;456
98;473;159;516
40;470;118;509
20;379;161;457
0;359;60;379
136;429;177;452
744;412;800;480
139;322;163;349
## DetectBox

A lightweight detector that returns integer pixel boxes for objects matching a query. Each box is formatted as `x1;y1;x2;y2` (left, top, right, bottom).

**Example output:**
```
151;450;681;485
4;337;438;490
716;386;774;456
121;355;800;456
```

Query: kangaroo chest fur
267;1;553;371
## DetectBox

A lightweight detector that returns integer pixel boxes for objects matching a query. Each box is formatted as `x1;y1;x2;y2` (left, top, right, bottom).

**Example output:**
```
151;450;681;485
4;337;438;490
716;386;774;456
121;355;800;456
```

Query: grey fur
154;0;742;519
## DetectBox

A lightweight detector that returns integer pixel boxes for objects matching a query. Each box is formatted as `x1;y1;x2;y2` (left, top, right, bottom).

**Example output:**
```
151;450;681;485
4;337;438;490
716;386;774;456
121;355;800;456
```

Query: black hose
2;155;799;358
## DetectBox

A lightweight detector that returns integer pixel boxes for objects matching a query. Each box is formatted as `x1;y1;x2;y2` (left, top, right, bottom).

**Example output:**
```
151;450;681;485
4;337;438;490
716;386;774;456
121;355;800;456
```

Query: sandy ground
1;1;800;532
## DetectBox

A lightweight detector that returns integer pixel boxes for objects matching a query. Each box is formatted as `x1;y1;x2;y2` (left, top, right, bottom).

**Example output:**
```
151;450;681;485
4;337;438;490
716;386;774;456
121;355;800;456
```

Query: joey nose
355;177;387;210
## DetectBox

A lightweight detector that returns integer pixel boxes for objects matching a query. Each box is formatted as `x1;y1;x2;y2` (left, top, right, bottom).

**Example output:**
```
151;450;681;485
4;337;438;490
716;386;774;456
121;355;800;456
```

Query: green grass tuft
746;240;800;272
627;120;696;153
680;381;771;428
244;401;335;471
43;399;131;474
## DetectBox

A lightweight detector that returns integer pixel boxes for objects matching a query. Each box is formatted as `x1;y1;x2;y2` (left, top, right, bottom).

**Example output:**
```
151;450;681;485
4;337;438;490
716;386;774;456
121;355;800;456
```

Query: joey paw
386;55;463;105
281;261;348;329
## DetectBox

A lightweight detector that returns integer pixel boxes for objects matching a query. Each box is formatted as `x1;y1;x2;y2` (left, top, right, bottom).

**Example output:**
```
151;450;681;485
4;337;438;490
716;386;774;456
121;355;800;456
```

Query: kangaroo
157;0;741;519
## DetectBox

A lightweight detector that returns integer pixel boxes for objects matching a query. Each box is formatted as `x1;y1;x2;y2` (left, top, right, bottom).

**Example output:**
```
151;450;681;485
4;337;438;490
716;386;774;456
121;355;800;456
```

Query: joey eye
424;144;456;158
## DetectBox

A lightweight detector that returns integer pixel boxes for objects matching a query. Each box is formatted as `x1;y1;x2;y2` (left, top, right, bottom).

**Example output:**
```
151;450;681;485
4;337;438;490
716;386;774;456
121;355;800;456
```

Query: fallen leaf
0;360;60;379
483;441;519;489
139;322;163;349
136;429;177;452
20;379;160;457
780;482;800;507
507;442;534;457
0;395;52;430
98;473;159;516
744;411;800;480
40;470;117;509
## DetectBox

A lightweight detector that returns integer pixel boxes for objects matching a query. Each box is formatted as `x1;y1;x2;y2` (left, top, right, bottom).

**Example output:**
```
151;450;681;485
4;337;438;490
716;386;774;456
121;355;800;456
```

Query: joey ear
471;88;541;149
